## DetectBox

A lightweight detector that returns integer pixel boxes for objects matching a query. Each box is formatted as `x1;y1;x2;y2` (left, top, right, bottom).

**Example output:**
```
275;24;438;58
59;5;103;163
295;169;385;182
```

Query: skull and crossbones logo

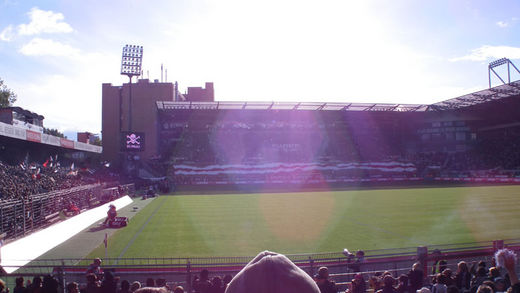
127;133;141;145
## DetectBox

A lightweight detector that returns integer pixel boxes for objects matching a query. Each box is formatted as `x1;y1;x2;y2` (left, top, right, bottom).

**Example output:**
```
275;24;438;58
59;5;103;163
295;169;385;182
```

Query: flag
43;160;49;168
71;163;75;170
103;233;108;248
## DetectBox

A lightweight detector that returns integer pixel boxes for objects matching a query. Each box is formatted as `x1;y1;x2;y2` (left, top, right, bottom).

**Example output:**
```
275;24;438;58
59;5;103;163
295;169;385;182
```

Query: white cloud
19;38;80;57
450;45;520;62
0;25;14;41
11;51;122;133
18;7;73;36
496;21;509;28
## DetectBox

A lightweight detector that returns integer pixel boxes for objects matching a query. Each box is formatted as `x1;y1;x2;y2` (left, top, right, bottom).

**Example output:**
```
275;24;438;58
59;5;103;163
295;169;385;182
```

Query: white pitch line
0;195;133;273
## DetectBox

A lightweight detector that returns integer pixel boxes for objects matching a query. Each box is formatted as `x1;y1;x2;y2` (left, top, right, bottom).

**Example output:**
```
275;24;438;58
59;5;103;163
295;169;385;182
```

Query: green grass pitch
87;185;520;259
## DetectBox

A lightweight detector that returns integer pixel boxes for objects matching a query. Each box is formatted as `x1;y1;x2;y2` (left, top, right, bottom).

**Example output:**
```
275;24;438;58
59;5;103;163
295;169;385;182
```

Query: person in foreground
224;251;320;293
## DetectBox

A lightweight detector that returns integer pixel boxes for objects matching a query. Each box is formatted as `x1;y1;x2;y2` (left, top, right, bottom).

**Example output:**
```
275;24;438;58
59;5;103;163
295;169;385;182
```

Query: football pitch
86;185;520;259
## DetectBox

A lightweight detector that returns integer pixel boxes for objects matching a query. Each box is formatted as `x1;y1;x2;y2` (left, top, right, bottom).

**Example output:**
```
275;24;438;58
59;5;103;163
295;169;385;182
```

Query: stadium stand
0;105;140;239
146;80;520;191
5;241;519;293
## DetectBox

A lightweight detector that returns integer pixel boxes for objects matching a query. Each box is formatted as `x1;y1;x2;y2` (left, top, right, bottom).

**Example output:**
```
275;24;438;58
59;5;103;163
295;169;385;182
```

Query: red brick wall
102;79;174;164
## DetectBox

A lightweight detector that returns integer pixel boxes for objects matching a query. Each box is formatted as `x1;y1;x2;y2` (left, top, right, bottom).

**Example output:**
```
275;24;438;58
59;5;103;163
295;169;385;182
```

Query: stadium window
421;133;431;141
455;132;466;141
445;133;454;140
432;122;441;127
471;133;477;140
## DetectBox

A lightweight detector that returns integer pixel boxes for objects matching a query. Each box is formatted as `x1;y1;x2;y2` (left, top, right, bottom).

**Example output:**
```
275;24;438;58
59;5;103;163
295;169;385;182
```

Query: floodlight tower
488;57;520;88
121;45;143;131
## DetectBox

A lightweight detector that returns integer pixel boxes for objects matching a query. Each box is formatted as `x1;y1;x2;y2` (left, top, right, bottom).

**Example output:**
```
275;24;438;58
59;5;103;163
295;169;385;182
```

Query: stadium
1;50;520;293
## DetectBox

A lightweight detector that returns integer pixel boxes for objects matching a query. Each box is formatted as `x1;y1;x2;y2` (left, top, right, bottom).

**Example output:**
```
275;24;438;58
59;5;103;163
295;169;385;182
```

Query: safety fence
4;238;519;292
0;183;135;240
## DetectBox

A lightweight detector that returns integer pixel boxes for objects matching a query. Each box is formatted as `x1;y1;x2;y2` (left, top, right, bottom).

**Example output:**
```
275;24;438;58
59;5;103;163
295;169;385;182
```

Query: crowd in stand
160;113;520;186
168;134;520;186
4;250;519;293
0;161;90;200
0;158;121;201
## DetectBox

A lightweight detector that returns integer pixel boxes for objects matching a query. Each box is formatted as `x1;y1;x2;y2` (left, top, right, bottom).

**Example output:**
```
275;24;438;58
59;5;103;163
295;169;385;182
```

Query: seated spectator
14;277;26;293
432;274;448;293
85;274;100;293
117;281;130;293
225;250;320;293
66;283;79;293
488;268;500;281
314;267;337;293
351;274;367;293
27;276;42;293
377;275;397;293
370;274;383;292
482;281;496;293
100;271;118;293
408;263;424;292
129;282;141;293
396;274;410;293
471;267;489;289
42;275;59;293
193;270;211;293
442;269;454;287
145;279;154;288
455;261;471;292
209;277;224;293
173;287;184;293
155;279;166;288
476;285;493;293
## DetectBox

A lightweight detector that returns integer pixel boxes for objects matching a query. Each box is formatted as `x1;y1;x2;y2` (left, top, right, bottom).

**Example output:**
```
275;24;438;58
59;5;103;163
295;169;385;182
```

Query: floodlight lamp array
121;45;143;76
489;58;509;68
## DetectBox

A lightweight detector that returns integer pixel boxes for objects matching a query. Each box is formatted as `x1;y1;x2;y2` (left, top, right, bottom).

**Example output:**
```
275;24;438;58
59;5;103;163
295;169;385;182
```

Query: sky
1;0;520;138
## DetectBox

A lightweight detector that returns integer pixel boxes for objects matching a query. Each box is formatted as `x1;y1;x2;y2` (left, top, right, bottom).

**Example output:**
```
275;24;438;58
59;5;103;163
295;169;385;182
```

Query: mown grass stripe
115;197;166;262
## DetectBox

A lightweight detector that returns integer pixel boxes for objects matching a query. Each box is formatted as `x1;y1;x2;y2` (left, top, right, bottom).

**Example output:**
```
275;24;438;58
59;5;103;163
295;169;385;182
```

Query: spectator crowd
0;158;121;201
4;250;519;293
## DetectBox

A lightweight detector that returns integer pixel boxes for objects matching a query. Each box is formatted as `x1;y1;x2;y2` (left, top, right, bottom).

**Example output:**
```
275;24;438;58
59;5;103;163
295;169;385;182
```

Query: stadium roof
157;101;430;112
429;80;520;110
157;80;520;113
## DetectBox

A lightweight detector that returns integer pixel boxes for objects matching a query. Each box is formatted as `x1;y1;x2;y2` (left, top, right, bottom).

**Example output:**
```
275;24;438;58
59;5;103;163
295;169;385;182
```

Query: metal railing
4;238;519;293
0;183;135;240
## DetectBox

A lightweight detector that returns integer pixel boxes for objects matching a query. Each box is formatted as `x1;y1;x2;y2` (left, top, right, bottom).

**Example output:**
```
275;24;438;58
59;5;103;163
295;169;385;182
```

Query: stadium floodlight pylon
488;58;520;88
121;44;143;131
